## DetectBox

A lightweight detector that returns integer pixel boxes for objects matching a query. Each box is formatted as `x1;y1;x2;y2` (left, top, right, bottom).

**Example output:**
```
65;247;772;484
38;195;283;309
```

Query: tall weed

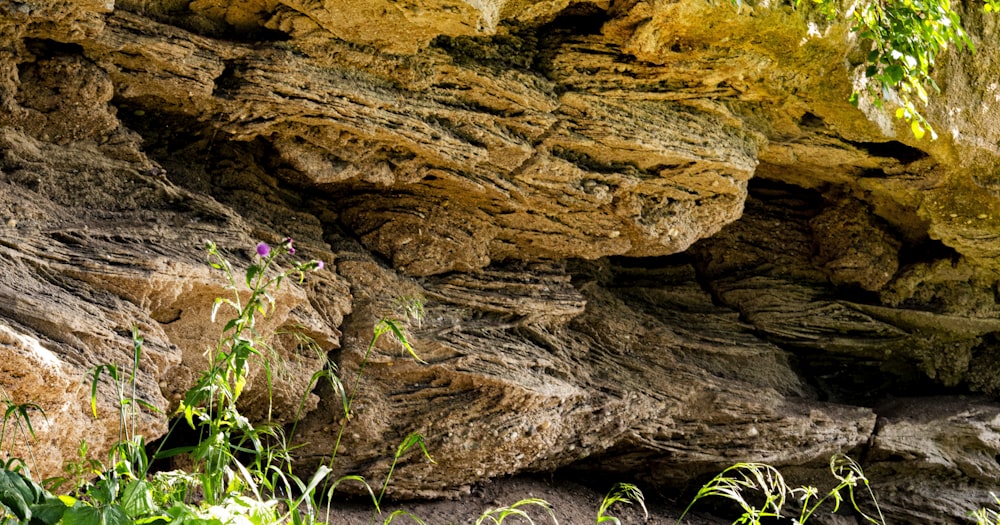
677;454;885;525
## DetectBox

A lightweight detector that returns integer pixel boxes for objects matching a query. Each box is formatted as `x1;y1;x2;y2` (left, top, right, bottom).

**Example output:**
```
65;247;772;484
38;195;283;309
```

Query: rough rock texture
4;0;1000;522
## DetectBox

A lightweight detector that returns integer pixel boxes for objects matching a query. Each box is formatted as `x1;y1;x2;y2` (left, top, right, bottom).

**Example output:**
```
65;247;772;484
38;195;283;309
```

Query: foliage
0;238;429;525
847;0;973;139
596;483;647;525
677;454;885;525
971;494;1000;524
475;498;558;525
736;0;995;138
0;459;65;525
0;388;44;479
173;238;323;506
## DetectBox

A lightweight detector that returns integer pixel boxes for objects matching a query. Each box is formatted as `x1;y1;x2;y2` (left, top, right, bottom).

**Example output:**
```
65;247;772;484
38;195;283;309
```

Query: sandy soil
322;475;728;525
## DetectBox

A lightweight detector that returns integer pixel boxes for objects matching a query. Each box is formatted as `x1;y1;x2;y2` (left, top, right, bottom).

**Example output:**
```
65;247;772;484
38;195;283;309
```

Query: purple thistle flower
316;260;325;270
284;237;295;254
256;243;271;257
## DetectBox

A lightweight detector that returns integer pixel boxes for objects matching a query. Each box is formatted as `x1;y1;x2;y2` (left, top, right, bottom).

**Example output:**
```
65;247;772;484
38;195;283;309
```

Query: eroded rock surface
4;0;1000;522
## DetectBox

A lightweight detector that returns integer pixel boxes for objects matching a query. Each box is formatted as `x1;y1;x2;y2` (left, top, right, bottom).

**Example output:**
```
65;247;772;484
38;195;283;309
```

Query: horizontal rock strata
3;0;1000;522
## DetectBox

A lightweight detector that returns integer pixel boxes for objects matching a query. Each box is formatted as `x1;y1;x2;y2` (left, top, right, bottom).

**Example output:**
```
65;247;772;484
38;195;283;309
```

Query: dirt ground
323;475;728;525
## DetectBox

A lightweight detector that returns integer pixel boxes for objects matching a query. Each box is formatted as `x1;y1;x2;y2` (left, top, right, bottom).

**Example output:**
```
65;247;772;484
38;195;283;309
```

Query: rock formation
3;0;1000;522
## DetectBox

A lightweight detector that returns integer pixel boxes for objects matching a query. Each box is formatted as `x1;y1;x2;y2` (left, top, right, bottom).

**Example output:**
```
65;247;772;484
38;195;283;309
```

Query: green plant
44;238;331;525
597;483;647;524
172;239;323;506
50;325;165;525
318;318;422;465
44;440;103;496
295;299;429;523
677;454;884;525
849;0;973;139
0;387;44;479
0;238;450;525
179;239;432;525
0;458;66;525
382;509;428;524
735;0;994;139
971;494;1000;524
476;498;558;525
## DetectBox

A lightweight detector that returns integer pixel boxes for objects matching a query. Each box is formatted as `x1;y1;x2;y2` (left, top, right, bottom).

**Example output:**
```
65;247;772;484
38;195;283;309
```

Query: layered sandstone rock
3;0;1000;522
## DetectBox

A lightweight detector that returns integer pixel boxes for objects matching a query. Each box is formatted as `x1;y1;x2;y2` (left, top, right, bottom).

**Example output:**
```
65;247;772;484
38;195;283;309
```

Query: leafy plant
382;509;428;524
597;483;647;524
677;454;885;524
377;434;435;510
314;309;432;524
476;498;559;525
739;0;994;138
0;387;44;478
168;238;431;525
849;0;973;139
172;238;323;505
972;494;1000;525
50;325;166;525
0;458;65;525
44;440;103;496
44;238;331;525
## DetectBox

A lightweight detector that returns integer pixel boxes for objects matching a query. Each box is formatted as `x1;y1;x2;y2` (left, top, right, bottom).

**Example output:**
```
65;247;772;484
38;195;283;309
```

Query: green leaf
120;480;156;518
62;502;132;525
135;399;163;414
884;64;904;85
222;318;240;334
183;403;197;430
0;488;30;521
133;516;171;525
61;504;100;525
29;498;69;525
152;445;195;460
245;264;261;288
911;120;926;139
89;365;117;419
915;82;929;104
0;468;49;519
383;320;426;364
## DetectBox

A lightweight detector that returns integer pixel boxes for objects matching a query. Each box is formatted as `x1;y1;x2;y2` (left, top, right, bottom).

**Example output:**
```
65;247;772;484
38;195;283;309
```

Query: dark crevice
859;415;886;468
538;3;610;35
116;4;289;43
847;139;929;164
212;60;243;99
896;236;960;268
549;146;644;176
785;348;962;406
431;31;539;71
746;178;826;215
799;111;826;129
22;38;85;59
534;7;618;79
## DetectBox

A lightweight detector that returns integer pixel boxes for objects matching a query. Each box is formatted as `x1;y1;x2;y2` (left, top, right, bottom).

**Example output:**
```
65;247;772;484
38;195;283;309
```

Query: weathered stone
865;397;1000;523
290;249;874;499
6;0;1000;522
0;124;346;475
